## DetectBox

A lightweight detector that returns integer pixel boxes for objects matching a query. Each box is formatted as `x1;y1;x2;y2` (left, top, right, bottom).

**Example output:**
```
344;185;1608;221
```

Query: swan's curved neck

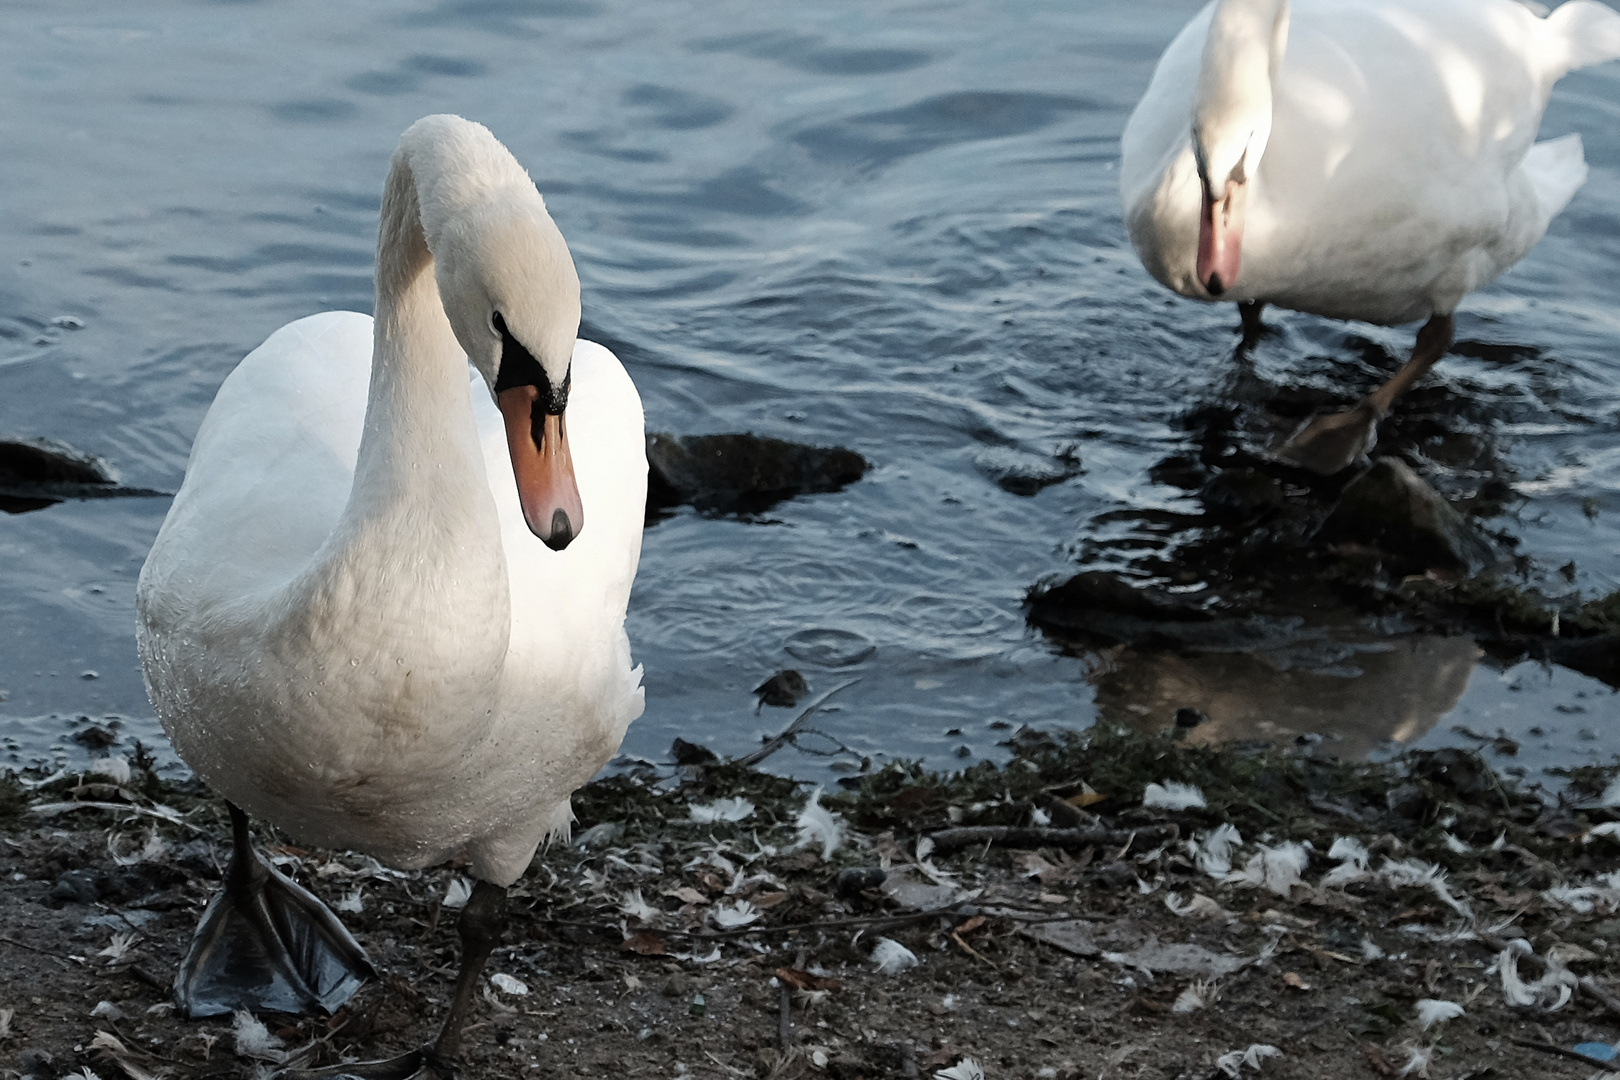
280;146;509;670
1195;0;1289;177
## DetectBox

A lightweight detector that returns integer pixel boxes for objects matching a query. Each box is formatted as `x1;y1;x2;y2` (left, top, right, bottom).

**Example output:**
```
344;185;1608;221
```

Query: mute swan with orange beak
1121;0;1620;473
137;114;647;1077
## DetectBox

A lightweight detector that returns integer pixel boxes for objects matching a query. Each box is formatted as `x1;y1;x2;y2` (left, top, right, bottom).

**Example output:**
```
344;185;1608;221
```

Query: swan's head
435;194;586;552
1190;0;1288;297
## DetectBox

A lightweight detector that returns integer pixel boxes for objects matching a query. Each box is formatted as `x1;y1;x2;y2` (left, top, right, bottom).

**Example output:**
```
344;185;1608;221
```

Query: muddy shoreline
1;725;1617;1079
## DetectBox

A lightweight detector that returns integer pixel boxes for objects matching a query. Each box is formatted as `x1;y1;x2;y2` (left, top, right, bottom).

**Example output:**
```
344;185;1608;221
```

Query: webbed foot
1270;399;1384;475
177;803;376;1017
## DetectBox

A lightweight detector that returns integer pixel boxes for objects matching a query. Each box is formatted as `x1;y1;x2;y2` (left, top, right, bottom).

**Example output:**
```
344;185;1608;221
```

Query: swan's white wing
140;311;373;617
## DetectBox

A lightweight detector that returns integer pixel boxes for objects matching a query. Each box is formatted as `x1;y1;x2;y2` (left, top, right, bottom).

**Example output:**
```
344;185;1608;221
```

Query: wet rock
973;445;1081;496
15;1048;53;1080
1317;458;1497;574
71;724;118;750
1408;748;1494;799
0;436;168;513
1173;707;1208;729
670;738;718;767
784;628;875;667
46;869;101;906
645;432;866;515
1550;634;1620;688
752;669;809;708
1201;467;1285;521
1384;783;1431;823
1026;571;1281;652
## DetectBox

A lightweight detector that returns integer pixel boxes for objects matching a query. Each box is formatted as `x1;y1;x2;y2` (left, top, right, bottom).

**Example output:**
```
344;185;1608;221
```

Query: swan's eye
490;311;506;337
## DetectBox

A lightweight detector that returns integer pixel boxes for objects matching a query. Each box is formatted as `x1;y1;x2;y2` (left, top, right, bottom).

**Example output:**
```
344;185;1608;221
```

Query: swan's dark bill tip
1205;273;1226;297
543;509;574;551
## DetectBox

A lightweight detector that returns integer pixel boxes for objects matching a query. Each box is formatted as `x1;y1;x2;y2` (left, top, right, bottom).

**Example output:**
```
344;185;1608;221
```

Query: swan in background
1121;0;1620;473
137;114;647;1078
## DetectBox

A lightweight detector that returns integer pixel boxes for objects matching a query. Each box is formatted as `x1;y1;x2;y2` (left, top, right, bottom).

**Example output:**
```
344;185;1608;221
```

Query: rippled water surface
2;0;1618;782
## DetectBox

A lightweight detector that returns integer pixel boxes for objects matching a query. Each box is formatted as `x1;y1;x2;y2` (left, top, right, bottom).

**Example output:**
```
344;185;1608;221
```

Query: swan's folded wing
142;311;374;613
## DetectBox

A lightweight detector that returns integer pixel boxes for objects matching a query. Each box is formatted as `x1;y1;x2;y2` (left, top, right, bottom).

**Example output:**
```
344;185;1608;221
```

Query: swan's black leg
177;803;375;1018
1272;313;1453;475
1237;300;1266;342
279;880;509;1080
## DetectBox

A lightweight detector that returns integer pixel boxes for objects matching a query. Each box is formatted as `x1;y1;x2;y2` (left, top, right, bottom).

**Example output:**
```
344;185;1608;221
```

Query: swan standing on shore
137;115;647;1077
1121;0;1620;473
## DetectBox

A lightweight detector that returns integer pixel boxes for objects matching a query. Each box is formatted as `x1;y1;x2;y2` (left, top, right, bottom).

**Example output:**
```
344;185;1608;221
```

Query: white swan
136;115;646;1076
1121;0;1620;473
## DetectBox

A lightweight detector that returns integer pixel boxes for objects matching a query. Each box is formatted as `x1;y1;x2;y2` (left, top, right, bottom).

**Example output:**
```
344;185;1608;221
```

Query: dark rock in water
1317;458;1497;574
753;669;809;708
670;738;718;766
1549;634;1620;689
0;436;168;513
645;432;867;516
784;628;875;668
46;869;101;906
1027;571;1285;653
973;445;1081;496
71;724;118;750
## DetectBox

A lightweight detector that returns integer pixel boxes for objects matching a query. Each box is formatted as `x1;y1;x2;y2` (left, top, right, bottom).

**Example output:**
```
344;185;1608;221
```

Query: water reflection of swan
1092;635;1481;758
137;116;646;1077
1121;0;1620;474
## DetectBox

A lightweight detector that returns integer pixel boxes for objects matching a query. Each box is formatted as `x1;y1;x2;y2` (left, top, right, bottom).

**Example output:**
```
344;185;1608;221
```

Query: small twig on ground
734;679;860;768
926;824;1178;855
1579;975;1620;1023
1509;1037;1620;1070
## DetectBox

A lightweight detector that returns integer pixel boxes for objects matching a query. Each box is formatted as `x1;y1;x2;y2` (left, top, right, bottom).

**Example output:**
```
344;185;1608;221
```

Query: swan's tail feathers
1524;133;1589;222
1545;1;1620;74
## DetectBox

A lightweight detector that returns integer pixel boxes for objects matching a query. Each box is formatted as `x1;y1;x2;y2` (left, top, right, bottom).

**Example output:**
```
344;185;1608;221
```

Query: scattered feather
489;973;528;996
89;1001;123;1021
1321;836;1371;888
1441;832;1471;854
1361;938;1386;962
709;900;761;929
1584;822;1620;844
1165;892;1231;920
97;932;138;964
1381;858;1472;920
442;876;472;909
1498;939;1576;1010
232;1011;286;1062
1143;781;1206;810
1415;999;1464;1029
62;1069;104;1080
1172;980;1217;1013
333;888;365;914
1191;825;1243;879
619;888;659;923
1029;805;1051;826
1397;1045;1433;1078
1215;1044;1282;1076
688;797;755;824
1602;776;1620;808
792;788;843;861
1227;842;1310;897
933;1058;984;1080
870;937;919;974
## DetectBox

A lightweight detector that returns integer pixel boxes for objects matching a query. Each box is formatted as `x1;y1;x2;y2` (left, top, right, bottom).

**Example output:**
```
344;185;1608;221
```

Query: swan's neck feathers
277;123;511;688
1194;0;1289;186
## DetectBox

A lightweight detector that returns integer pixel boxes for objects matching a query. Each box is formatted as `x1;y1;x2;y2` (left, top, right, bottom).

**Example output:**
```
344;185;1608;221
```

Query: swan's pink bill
498;385;584;550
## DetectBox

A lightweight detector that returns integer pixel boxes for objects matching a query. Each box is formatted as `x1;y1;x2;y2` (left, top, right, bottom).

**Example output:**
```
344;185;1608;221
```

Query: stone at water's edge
645;432;867;516
0;436;168;513
1317;458;1498;574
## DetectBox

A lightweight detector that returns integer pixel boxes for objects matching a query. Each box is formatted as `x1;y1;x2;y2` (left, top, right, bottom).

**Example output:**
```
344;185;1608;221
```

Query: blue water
2;0;1618;783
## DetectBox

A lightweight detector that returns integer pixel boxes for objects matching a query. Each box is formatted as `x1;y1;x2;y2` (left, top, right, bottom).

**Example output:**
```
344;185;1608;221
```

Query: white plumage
137;115;647;889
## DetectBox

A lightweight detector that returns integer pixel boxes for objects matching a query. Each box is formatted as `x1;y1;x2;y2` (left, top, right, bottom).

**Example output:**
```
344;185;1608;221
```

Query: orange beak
1196;178;1246;297
497;386;584;551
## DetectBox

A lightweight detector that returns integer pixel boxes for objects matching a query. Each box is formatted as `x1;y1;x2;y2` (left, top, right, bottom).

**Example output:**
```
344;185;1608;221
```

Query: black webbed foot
177;804;375;1017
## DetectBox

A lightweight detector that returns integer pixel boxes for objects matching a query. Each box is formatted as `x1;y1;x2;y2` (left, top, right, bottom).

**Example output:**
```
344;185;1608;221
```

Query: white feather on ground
1380;859;1473;919
1415;999;1464;1029
1602;776;1620;808
442;875;472;909
1215;1043;1281;1076
870;937;919;974
1173;980;1218;1013
1164;892;1231;920
232;1010;286;1062
709;900;761;929
933;1058;984;1080
1227;842;1310;896
489;973;528;996
1321;837;1370;888
1143;781;1207;810
792;788;843;860
1497;939;1577;1010
1396;1045;1433;1078
688;797;755;824
1191;824;1243;878
619;888;659;923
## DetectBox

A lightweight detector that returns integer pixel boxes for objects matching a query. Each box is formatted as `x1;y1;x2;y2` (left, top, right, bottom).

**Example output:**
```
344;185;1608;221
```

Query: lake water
2;0;1618;786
